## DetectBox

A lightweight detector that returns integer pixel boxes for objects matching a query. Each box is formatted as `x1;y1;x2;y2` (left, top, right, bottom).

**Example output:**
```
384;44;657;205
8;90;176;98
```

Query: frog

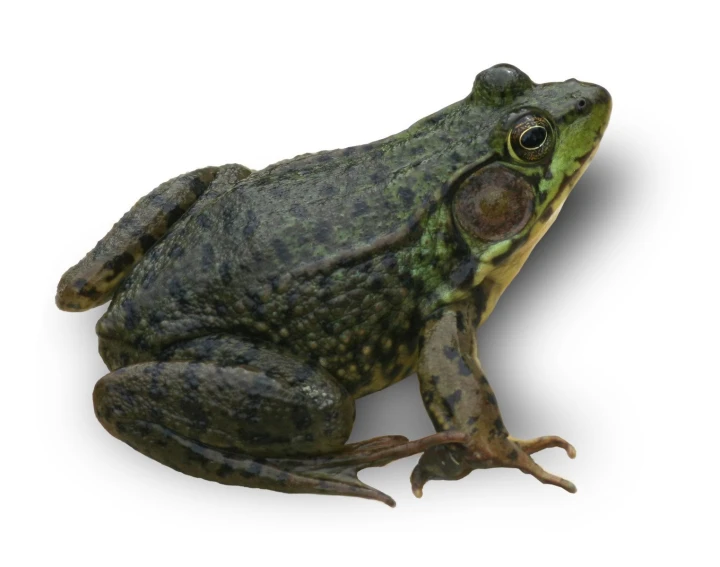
56;64;611;506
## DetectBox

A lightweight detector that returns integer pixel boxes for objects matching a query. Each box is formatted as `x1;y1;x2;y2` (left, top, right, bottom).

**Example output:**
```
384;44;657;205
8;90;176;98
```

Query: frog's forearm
418;302;507;442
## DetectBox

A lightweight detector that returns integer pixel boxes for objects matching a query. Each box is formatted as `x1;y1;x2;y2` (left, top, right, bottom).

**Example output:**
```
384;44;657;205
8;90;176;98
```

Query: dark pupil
519;126;546;150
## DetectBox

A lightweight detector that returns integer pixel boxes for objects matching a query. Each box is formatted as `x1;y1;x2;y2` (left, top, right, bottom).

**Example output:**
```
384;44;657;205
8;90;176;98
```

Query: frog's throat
468;143;600;325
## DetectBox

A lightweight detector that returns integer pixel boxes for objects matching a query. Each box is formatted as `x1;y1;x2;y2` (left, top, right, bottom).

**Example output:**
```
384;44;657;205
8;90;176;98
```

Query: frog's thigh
93;357;355;472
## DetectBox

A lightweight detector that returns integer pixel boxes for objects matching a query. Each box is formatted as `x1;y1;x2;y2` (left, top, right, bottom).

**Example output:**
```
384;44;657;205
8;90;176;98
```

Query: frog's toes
509;435;577;459
409;445;473;499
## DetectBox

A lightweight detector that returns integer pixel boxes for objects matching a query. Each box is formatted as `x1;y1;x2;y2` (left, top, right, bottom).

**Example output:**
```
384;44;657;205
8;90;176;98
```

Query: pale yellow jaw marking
477;145;599;325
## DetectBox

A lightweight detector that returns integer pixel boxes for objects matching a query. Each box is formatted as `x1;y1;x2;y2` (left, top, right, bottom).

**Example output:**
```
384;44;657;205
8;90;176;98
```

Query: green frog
56;64;611;506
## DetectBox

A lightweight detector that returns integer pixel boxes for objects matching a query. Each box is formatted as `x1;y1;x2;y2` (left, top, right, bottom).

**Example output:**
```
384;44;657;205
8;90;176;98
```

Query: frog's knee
92;370;129;441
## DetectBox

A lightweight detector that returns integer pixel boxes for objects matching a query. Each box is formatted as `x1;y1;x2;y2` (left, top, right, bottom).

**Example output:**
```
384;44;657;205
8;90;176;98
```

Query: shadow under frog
56;64;612;506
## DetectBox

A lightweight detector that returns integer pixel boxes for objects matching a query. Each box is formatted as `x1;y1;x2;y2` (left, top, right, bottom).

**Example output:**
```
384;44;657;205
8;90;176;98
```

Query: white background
2;1;717;565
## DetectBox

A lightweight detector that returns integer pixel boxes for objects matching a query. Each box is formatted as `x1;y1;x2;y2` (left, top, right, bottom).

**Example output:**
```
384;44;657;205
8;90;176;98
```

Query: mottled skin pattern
57;64;611;506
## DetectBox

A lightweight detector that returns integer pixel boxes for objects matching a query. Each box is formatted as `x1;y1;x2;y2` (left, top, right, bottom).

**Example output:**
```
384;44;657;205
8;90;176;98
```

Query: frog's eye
454;165;535;242
508;114;554;162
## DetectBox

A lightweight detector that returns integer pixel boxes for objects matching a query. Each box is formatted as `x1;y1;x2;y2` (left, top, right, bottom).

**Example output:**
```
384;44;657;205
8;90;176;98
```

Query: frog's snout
586;84;612;108
566;79;612;110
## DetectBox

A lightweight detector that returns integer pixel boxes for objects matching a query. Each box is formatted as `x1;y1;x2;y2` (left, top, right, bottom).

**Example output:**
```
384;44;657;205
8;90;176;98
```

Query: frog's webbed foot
410;434;576;498
273;431;467;507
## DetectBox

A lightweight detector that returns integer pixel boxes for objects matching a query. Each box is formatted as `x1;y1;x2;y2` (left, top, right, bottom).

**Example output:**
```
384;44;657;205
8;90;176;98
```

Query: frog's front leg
92;337;464;506
412;300;576;497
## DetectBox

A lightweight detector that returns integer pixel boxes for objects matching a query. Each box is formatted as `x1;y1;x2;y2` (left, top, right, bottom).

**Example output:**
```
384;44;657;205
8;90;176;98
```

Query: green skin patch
57;64;611;506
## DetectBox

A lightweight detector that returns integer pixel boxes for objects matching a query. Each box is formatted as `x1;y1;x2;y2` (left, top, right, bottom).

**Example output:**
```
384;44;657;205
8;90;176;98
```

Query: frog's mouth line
546;143;601;218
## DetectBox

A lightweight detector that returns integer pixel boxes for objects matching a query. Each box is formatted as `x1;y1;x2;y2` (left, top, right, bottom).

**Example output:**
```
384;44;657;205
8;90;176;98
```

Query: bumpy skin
57;64;611;506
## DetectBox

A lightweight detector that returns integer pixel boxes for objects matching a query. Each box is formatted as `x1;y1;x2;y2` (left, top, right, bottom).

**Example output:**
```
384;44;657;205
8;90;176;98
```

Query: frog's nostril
575;98;588;111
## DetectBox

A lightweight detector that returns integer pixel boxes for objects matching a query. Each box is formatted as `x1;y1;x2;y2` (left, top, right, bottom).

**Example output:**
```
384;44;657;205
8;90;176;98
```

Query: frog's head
449;64;611;277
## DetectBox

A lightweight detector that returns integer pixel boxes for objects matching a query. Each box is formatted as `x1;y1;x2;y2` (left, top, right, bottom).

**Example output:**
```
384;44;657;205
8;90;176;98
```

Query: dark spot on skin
431;375;441;386
441;389;463;414
180;396;208;431
294;366;314;383
398;187;415;207
103;252;134;278
449;259;477;288
314;221;333;244
368;274;384;291
285;291;300;308
382;255;398;270
168;277;187;304
507;449;518;461
289;203;308;218
189;177;207;197
544;169;554;180
443;345;459;360
220;262;232;285
457;358;473;377
480;375;489;386
216;463;234;478
122;300;141;330
492;417;506;437
539;204;555;222
148;378;168;401
472;288;488;325
78;281;102;299
353;200;370;217
369;171;385;184
358;261;373;274
244;210;259;237
456;311;466;333
292;406;313;430
196;212;211;229
271;238;293;264
168;244;184;259
466;416;479;426
321;185;338;198
485;393;498;406
201;243;215;268
139;234;157;253
165;205;186;226
184;368;200;390
426;309;444;322
148;406;163;422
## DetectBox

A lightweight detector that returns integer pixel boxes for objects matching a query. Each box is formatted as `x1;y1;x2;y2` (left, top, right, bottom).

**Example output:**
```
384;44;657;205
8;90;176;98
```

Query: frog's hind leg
56;163;252;311
92;348;464;506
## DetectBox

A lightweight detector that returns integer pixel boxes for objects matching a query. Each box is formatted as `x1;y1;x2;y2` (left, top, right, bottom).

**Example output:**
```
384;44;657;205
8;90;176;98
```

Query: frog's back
98;100;493;358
